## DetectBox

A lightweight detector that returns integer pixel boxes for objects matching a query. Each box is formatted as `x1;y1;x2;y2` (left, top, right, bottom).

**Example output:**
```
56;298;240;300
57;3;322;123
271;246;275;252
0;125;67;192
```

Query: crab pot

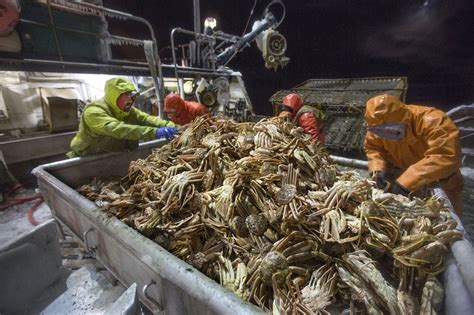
32;140;474;314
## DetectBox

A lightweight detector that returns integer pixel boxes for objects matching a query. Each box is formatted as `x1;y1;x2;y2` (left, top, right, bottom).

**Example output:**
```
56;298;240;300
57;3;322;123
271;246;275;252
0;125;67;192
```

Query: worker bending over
68;77;177;157
364;94;463;215
278;93;325;143
164;94;210;125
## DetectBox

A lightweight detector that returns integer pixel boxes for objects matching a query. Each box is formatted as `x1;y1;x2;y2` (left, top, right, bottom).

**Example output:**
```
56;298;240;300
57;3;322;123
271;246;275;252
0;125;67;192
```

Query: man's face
367;122;407;140
165;108;180;120
117;91;138;112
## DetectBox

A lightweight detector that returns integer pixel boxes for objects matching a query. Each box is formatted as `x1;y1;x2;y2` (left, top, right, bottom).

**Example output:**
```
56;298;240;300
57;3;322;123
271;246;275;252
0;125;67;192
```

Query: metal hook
142;280;164;313
83;227;97;254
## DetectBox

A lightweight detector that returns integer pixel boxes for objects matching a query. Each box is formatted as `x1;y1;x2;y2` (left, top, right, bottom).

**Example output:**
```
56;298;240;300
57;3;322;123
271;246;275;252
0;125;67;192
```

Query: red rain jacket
164;94;209;125
279;93;325;143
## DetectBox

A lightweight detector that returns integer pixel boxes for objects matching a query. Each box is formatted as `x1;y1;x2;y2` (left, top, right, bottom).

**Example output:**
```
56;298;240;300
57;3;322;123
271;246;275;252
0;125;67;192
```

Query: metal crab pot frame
33;140;474;314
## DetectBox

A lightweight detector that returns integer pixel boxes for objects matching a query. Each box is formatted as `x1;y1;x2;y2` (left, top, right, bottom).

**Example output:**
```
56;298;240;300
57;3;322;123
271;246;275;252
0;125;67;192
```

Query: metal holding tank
33;140;264;314
33;140;474;314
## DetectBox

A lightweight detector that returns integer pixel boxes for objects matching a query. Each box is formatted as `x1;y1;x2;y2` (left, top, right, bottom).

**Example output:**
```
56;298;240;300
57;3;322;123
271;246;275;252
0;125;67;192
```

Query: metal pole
0;58;232;77
23;58;149;71
46;0;64;61
152;42;165;118
329;155;368;169
193;0;201;35
193;0;201;67
170;28;181;94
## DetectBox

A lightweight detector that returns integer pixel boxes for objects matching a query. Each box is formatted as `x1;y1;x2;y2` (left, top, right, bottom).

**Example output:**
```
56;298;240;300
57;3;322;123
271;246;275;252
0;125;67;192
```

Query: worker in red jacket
164;94;210;125
0;0;19;35
278;93;325;143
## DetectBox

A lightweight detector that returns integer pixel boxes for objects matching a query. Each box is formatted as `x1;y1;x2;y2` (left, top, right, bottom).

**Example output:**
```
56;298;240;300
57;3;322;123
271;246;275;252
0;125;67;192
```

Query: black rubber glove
280;104;294;114
375;171;387;189
391;181;410;196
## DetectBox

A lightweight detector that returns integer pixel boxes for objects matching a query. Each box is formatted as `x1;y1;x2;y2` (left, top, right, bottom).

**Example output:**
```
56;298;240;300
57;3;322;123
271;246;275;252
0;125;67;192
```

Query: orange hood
364;94;462;194
365;94;410;126
164;94;186;113
282;93;304;118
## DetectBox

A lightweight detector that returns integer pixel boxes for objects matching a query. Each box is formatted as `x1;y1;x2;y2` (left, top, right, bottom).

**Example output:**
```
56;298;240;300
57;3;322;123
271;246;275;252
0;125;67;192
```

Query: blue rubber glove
155;127;177;140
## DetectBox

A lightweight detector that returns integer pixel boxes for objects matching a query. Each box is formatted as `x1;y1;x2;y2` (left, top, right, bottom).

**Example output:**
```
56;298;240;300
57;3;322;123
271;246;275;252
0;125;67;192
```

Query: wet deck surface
0;188;53;244
0;197;126;313
0;194;112;271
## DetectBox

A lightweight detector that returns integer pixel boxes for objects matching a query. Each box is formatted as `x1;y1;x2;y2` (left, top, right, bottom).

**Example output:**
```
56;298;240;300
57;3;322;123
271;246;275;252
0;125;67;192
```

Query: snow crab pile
78;116;462;314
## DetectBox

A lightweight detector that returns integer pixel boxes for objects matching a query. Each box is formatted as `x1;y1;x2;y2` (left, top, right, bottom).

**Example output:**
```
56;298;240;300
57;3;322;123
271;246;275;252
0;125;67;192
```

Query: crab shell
189;193;204;210
275;185;297;205
245;214;268;236
259;251;289;285
153;234;171;250
202;170;215;191
231;216;250;237
189;252;207;269
260;162;277;176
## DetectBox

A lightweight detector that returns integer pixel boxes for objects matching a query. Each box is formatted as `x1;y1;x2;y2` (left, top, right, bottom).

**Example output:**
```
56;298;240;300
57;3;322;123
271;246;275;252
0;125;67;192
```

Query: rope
0;182;44;226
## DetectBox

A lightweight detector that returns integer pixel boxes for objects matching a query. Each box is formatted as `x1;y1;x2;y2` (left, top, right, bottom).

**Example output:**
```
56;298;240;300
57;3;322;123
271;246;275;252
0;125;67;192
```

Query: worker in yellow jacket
364;94;464;215
68;77;177;157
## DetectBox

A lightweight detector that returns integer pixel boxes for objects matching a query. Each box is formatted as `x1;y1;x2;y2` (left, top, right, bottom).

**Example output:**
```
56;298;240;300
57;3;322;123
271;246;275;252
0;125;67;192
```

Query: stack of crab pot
75;116;463;314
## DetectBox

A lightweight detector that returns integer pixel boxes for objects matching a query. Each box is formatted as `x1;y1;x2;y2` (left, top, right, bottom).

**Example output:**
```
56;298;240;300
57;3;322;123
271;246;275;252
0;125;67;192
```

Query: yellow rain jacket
364;94;463;213
68;77;175;157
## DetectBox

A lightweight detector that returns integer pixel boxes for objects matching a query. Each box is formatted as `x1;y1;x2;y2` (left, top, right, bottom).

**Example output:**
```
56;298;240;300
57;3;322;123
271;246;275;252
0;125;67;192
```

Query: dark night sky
102;0;474;116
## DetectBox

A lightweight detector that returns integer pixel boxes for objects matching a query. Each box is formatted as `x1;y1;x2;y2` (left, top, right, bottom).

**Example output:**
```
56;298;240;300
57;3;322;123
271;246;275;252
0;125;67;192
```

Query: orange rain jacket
164;94;209;125
364;94;462;192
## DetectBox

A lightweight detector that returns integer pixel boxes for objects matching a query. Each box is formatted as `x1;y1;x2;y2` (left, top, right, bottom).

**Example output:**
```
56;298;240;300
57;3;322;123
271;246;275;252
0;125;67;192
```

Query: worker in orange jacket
164;94;210;125
364;94;464;215
278;93;325;143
